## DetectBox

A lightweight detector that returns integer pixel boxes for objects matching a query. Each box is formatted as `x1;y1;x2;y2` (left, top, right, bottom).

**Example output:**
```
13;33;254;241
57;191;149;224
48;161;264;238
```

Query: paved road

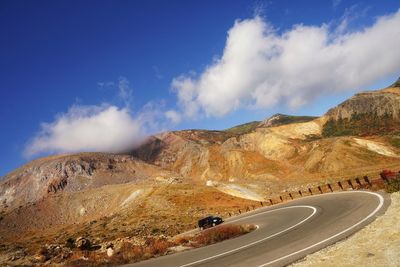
125;191;389;267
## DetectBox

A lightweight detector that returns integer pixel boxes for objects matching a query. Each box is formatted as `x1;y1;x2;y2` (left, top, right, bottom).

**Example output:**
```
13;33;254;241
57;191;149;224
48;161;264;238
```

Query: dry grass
63;238;172;266
191;224;256;247
106;225;256;264
61;224;256;266
65;250;108;267
0;183;258;265
173;236;190;246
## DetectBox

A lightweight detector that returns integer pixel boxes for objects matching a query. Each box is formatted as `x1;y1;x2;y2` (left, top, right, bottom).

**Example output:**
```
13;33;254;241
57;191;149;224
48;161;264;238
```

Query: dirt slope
0;153;178;211
1;79;400;265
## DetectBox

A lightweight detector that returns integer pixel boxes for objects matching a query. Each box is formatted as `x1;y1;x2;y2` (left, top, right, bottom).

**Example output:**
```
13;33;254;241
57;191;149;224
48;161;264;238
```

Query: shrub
65;225;255;266
322;113;400;137
37;247;50;261
110;242;141;264
390;136;400;148
380;170;397;180
65;238;75;249
379;169;400;193
151;228;159;234
193;224;256;247
385;177;400;193
174;236;189;246
65;250;108;267
109;238;171;264
146;239;170;255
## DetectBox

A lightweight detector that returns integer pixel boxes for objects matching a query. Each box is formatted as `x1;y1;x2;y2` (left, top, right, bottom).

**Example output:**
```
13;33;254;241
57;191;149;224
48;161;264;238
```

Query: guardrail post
364;176;372;186
338;181;343;190
355;178;362;187
289;193;293;200
308;188;313;195
260;201;264;207
318;186;323;194
347;179;354;189
327;183;333;192
269;199;273;205
279;196;283;202
298;190;303;197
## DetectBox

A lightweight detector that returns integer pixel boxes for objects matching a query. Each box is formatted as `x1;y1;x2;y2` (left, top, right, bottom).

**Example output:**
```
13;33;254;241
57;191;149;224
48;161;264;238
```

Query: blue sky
1;0;400;176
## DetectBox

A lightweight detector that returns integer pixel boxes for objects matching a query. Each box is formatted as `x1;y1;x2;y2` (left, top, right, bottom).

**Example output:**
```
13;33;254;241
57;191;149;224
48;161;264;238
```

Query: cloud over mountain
24;10;400;157
172;10;400;118
24;105;145;157
25;78;177;157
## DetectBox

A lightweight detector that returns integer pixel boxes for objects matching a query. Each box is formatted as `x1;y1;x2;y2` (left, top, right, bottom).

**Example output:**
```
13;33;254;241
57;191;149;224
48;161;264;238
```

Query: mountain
323;79;400;136
224;121;260;135
0;153;177;212
1;78;400;265
391;77;400;88
258;113;317;128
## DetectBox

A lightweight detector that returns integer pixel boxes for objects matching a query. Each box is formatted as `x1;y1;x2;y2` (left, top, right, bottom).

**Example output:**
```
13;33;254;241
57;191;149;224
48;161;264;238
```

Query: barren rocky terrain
0;79;400;265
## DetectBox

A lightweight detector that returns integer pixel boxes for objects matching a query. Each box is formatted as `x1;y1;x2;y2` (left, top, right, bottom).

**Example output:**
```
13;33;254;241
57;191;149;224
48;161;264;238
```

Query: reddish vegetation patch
380;169;400;180
191;224;256;247
107;238;173;265
62;224;256;266
59;238;173;266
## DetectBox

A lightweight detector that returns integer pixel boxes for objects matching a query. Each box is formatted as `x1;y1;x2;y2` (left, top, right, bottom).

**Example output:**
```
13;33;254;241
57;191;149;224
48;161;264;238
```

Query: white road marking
179;205;317;267
258;191;385;266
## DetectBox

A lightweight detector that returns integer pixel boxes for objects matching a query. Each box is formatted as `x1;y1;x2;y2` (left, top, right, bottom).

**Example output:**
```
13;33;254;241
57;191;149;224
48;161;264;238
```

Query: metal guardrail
225;170;399;218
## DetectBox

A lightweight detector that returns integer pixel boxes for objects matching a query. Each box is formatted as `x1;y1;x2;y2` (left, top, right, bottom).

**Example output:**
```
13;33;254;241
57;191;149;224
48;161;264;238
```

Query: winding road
125;191;389;267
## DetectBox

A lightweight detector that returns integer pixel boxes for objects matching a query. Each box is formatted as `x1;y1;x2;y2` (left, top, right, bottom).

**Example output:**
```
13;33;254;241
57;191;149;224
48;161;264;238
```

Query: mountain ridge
1;78;400;266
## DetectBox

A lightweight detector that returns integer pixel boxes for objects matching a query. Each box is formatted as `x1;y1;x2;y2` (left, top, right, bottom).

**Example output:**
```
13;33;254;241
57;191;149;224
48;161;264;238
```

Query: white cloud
24;10;400;157
25;78;180;157
117;76;133;107
24;105;145;157
97;76;133;107
172;10;400;118
165;109;182;124
334;5;369;35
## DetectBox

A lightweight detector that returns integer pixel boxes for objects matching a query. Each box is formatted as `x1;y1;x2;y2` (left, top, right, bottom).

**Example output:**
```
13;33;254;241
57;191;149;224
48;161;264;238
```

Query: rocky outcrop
258;114;317;128
326;83;400;121
132;132;211;178
0;153;177;211
47;177;67;194
75;237;91;250
323;79;400;136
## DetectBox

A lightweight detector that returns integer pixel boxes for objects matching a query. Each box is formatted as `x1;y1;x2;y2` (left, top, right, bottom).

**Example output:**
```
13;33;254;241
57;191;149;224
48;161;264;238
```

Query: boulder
75;237;91;250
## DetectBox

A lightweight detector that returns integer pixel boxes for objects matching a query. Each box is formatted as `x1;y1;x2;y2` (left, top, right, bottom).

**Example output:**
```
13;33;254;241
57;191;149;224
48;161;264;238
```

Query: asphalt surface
125;191;389;267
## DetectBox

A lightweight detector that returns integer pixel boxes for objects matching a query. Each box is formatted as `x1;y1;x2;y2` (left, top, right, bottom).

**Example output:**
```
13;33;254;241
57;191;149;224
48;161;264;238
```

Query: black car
198;216;224;230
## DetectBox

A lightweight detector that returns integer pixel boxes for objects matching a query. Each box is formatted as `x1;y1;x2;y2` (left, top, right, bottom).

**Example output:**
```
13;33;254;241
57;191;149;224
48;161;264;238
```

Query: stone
75;237;91;250
106;247;114;257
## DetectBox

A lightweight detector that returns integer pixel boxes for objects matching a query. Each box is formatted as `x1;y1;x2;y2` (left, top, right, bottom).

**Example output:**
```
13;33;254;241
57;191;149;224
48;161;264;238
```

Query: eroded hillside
1;79;400;265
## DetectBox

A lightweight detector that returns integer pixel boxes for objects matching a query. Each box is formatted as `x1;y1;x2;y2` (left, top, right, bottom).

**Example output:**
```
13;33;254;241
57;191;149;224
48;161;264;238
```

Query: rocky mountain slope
326;87;400;120
258;113;317;128
0;153;178;212
1;78;400;265
323;78;400;136
224;121;260;135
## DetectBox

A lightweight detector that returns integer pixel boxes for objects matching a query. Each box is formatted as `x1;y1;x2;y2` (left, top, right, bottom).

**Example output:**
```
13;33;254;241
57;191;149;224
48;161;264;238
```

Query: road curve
125;191;389;267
